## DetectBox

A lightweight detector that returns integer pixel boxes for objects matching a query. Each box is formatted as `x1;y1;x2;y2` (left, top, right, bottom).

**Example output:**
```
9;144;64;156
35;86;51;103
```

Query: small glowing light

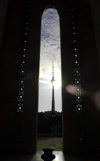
24;40;27;43
75;61;78;64
21;80;24;83
23;48;26;51
73;32;76;35
73;40;76;43
75;54;78;57
78;108;81;111
23;54;26;57
77;81;80;84
76;97;81;103
76;70;79;73
22;61;25;64
74;48;77;51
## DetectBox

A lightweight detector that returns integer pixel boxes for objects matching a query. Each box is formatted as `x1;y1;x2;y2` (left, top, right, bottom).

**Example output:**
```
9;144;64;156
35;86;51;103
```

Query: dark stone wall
0;0;100;156
62;0;100;155
0;0;38;154
79;0;100;155
0;0;9;52
90;0;100;70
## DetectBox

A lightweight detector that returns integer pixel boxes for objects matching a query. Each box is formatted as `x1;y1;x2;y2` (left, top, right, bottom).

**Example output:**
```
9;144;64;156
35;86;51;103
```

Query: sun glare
39;65;61;90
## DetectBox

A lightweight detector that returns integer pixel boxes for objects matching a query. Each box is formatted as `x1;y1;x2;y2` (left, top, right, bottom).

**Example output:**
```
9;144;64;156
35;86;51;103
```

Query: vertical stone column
61;0;100;156
0;0;9;50
90;0;100;71
19;0;41;154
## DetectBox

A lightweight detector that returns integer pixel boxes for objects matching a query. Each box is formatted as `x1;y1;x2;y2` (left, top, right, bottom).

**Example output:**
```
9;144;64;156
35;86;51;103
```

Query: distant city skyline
38;8;62;112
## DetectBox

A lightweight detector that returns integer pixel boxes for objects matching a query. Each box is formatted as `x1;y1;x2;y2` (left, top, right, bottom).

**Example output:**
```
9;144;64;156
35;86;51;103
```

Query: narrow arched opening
37;8;62;151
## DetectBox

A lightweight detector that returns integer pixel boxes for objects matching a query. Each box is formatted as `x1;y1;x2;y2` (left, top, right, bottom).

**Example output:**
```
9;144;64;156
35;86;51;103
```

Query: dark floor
0;151;100;161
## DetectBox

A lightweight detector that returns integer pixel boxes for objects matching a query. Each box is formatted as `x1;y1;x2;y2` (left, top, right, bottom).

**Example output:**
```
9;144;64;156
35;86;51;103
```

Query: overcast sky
38;8;62;112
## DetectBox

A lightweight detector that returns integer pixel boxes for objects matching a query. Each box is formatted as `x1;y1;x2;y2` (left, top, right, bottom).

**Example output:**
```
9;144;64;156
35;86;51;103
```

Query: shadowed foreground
37;137;63;150
0;151;88;161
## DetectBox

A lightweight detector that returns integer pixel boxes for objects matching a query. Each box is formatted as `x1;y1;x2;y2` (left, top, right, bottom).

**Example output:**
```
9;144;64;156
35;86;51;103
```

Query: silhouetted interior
0;0;100;158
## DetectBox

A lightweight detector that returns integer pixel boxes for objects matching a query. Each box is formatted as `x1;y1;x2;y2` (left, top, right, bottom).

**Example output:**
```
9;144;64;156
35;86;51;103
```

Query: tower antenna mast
51;62;55;112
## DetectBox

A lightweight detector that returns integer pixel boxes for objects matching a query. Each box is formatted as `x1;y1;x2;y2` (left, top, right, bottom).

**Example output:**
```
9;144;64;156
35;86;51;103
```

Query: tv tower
51;62;55;112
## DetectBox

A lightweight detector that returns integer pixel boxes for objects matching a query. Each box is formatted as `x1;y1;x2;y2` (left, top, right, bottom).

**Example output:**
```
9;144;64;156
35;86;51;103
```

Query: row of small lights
70;0;85;143
70;0;83;112
17;0;32;112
